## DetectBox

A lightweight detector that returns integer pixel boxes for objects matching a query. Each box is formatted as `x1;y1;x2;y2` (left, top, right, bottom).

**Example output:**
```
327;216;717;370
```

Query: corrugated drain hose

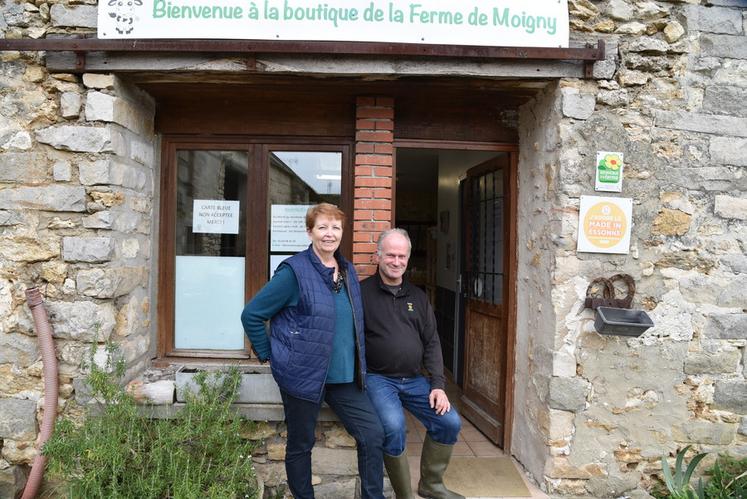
21;287;58;499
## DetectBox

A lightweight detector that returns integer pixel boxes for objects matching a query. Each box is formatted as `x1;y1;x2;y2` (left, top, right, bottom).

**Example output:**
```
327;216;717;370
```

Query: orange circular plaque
583;201;627;249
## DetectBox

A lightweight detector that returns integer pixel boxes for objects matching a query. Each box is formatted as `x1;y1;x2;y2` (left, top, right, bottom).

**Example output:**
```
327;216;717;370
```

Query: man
361;228;464;499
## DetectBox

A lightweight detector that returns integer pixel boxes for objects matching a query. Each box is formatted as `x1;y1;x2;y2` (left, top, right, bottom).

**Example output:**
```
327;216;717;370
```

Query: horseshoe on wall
584;274;635;310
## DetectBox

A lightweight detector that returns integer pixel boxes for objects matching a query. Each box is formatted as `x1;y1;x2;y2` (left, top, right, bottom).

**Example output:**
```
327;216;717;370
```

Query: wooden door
459;156;510;446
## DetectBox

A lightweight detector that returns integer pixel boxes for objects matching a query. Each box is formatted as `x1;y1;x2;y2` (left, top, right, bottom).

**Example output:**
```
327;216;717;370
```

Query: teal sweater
241;265;355;384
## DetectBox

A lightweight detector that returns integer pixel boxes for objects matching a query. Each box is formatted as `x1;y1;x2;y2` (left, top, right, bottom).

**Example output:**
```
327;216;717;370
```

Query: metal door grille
467;169;504;305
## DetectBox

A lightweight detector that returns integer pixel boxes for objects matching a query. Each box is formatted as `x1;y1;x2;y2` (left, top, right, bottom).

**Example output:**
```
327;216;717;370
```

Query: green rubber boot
417;435;465;499
384;449;415;499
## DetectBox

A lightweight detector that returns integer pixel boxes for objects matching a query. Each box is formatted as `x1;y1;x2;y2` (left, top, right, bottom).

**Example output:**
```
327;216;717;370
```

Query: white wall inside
435;150;502;292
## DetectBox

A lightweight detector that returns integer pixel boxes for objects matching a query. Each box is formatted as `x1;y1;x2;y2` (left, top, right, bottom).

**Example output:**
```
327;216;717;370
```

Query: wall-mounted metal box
594;306;654;337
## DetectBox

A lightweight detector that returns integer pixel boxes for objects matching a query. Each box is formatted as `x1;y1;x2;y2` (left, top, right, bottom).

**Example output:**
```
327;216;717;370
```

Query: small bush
44;346;259;499
703;454;747;499
653;448;747;499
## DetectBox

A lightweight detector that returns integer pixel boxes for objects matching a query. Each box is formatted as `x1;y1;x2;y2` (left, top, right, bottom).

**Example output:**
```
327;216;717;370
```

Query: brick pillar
353;96;394;278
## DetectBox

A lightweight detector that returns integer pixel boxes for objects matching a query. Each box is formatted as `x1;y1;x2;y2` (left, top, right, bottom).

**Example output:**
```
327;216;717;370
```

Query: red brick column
353;97;394;278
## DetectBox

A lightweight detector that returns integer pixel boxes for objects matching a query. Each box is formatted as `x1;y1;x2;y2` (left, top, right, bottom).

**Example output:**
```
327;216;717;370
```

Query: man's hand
429;388;451;415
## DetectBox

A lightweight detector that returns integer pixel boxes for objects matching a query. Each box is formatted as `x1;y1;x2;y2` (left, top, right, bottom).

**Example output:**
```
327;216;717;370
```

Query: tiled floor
403;383;548;499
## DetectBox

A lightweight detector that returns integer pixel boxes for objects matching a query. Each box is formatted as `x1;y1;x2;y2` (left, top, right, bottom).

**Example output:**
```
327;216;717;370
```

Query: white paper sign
193;200;240;234
594;151;624;193
577;196;632;254
98;0;569;48
270;254;292;277
271;204;312;251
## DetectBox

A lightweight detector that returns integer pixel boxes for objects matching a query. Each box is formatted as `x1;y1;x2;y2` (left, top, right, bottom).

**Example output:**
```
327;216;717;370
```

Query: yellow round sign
583;201;627;249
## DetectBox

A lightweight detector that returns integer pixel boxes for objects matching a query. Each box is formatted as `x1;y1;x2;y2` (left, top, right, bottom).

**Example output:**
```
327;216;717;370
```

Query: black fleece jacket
360;272;446;390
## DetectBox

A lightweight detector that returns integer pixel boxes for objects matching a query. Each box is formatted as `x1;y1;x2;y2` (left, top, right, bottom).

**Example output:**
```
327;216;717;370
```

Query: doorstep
405;410;549;499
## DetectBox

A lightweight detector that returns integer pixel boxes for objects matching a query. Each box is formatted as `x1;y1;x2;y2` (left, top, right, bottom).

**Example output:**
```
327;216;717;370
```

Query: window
158;140;351;360
268;151;342;275
174;150;247;350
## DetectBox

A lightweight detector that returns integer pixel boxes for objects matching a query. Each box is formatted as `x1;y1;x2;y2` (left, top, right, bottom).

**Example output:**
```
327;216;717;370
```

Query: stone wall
514;82;566;486
0;3;157;491
0;0;746;497
164;369;394;498
510;0;747;496
248;418;383;499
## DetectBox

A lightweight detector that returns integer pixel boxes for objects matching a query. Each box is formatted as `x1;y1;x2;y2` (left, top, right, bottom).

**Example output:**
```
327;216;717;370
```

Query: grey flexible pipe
21;287;58;499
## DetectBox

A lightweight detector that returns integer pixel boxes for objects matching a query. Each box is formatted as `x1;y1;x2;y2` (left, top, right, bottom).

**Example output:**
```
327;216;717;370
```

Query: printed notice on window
270;254;292;277
577;196;632;254
193;200;240;234
271;204;312;251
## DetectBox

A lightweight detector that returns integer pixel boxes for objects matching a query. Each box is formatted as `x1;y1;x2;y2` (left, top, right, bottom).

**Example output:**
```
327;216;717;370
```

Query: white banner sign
98;0;569;48
271;204;312;252
577;196;632;255
193;199;240;234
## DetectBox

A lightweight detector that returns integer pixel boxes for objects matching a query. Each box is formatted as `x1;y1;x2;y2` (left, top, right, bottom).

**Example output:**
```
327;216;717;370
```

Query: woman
241;203;385;499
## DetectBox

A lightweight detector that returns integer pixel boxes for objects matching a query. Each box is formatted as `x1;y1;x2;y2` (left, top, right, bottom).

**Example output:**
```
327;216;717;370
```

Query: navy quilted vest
269;246;367;402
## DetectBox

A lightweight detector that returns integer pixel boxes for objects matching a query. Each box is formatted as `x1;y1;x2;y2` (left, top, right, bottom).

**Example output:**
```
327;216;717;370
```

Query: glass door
459;154;510;446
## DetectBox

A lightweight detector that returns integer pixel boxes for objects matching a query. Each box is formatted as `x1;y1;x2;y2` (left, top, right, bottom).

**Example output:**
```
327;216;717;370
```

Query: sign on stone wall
97;0;569;48
594;151;624;193
577;196;632;254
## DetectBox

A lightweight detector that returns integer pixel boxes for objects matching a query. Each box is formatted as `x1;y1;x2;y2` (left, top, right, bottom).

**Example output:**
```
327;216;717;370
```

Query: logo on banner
106;0;145;35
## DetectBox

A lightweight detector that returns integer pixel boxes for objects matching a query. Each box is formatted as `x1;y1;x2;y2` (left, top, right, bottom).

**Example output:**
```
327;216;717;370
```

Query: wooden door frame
392;139;518;452
156;135;354;364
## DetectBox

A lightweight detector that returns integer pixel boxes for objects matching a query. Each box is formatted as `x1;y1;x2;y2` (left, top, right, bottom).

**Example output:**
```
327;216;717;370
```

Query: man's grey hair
376;228;412;256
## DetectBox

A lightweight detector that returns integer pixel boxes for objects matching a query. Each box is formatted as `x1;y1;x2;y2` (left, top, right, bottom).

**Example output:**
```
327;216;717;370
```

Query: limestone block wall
247;418;380;499
0;0;745;497
514;83;565;485
0;4;157;489
511;1;747;496
165;369;393;498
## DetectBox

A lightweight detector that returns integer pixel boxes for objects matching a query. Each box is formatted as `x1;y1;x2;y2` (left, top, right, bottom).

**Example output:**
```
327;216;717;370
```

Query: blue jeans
280;383;385;499
366;373;462;456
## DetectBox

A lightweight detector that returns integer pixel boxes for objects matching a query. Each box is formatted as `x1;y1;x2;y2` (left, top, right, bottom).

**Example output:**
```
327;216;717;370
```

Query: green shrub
660;445;707;499
703;454;747;499
43;346;259;499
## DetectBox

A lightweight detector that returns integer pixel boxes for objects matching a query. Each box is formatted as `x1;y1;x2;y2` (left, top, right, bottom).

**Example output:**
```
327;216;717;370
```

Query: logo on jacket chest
407;302;414;312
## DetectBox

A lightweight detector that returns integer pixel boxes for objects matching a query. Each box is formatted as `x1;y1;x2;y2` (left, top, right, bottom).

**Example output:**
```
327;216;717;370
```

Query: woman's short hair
305;203;346;230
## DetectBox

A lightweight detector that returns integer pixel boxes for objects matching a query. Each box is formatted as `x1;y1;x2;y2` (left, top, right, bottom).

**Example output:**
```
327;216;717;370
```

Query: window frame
156;135;353;363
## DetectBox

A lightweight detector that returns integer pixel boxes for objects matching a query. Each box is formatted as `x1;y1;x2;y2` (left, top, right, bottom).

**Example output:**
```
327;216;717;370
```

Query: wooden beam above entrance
144;79;525;142
0;37;604;60
0;38;605;78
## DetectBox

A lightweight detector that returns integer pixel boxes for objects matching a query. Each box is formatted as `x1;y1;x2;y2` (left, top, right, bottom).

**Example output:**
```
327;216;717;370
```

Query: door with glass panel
160;141;348;359
459;155;510;446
